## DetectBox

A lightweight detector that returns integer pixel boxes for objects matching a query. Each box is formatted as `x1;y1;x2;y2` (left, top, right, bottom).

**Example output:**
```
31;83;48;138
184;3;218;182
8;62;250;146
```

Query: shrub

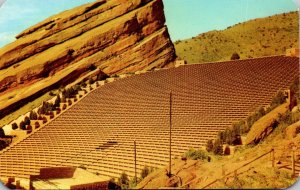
42;117;47;124
271;90;286;108
27;125;32;133
81;81;87;88
11;123;18;130
43;102;55;114
258;107;266;118
213;139;223;155
79;165;86;170
61;93;66;103
19;121;26;130
38;106;46;115
185;148;208;160
231;53;240;60
0;140;9;151
68;99;72;106
49;91;55;96
140;166;150;179
56;108;61;114
29;111;38;120
296;126;300;135
88;64;97;71
224;145;231;155
54;94;61;108
218;131;225;144
88;77;95;85
119;172;129;189
74;85;82;92
35;121;40;129
0;128;5;138
224;128;234;145
278;110;293;125
62;104;67;110
24;116;30;126
49;112;54;119
206;139;214;152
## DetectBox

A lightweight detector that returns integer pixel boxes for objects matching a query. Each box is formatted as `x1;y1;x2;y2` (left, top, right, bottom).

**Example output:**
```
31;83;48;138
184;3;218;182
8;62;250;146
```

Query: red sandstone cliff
0;0;176;118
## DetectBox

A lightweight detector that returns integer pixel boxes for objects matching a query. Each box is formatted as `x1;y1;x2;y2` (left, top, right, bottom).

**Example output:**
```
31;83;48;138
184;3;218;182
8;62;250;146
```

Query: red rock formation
0;0;176;118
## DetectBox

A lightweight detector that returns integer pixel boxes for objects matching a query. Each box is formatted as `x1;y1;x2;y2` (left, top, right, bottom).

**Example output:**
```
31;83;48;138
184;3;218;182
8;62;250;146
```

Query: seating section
0;55;298;179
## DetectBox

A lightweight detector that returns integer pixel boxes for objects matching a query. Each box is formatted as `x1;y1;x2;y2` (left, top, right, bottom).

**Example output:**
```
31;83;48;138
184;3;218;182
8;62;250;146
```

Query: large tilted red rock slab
0;0;176;118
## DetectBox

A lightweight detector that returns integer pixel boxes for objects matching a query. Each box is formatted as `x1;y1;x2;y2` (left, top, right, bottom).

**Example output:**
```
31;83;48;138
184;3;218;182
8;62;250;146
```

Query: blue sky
0;0;298;47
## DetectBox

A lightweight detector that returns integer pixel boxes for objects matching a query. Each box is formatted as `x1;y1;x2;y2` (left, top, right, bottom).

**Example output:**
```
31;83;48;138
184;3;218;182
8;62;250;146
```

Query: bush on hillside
0;140;9;151
42;117;47;124
11;123;18;130
296;126;300;135
206;139;214;152
24;116;30;126
224;145;231;155
75;84;82;91
68;99;72;106
54;94;61;108
218;131;225;144
62;104;67;110
213;139;223;155
27;125;32;133
19;121;26;130
29;111;38;120
185;148;208;160
88;64;97;71
231;52;240;60
81;81;87;88
140;166;150;179
258;107;266;118
0;128;5;138
49;91;55;96
61;93;66;103
88;77;95;85
119;172;129;189
38;106;46;115
271;90;287;108
35;121;40;129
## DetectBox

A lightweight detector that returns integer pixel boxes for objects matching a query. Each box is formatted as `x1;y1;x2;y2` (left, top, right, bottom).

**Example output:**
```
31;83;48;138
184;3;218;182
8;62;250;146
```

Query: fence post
271;149;275;168
234;170;238;180
292;146;296;177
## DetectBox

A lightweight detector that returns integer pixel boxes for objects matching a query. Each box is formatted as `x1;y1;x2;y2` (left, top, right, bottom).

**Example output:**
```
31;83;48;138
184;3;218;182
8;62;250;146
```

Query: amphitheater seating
0;55;299;179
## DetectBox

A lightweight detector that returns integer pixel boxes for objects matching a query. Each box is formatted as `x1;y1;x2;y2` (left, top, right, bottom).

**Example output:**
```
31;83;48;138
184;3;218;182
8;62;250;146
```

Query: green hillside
175;11;299;63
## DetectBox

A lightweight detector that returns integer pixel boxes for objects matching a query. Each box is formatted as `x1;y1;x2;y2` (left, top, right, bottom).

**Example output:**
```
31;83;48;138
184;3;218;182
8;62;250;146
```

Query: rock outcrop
285;120;300;139
245;103;289;145
0;0;176;119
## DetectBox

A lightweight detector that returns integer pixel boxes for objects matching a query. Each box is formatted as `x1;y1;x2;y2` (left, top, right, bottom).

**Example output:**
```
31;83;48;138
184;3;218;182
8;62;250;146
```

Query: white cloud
0;1;38;25
294;0;300;8
0;0;5;8
0;32;16;47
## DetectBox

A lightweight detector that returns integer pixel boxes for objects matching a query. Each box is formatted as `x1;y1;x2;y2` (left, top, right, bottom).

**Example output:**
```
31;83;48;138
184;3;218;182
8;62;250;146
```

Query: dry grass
175;11;299;63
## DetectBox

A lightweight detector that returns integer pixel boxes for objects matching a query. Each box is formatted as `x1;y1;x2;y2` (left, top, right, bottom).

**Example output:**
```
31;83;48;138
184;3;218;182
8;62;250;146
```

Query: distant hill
174;11;299;63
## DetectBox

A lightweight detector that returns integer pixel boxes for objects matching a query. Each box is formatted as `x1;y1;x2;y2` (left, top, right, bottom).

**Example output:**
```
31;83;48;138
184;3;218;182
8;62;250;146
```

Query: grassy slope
175;11;299;63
